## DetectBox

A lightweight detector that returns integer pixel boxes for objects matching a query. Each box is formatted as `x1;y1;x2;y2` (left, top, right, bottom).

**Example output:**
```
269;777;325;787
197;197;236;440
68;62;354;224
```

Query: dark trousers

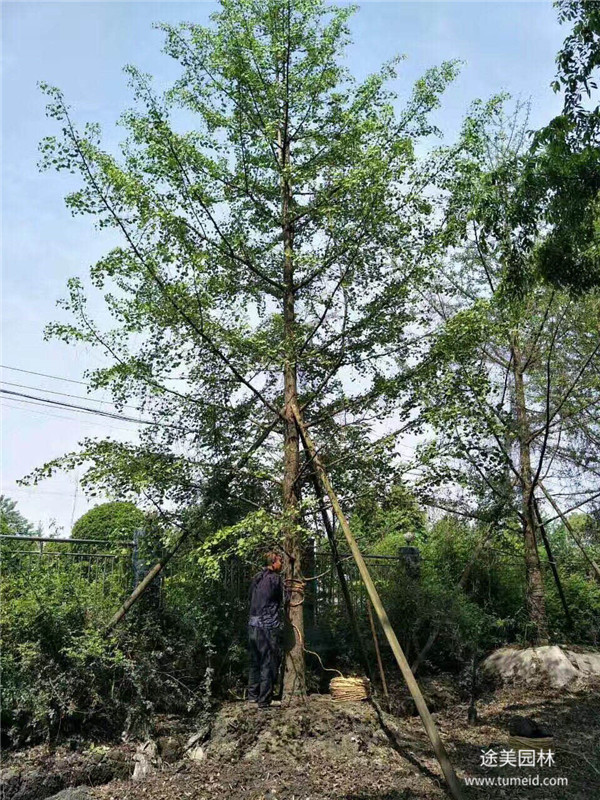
248;624;280;707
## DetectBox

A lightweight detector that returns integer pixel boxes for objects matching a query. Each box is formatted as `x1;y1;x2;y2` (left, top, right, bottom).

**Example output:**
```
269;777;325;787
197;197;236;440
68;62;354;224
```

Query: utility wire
1;364;90;386
0;388;193;433
1;379;142;412
2;400;142;433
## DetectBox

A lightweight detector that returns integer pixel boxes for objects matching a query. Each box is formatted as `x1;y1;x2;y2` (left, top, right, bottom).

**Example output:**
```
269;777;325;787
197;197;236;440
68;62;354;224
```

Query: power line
0;388;194;434
1;379;142;413
0;364;90;386
0;363;190;386
1;400;141;432
5;486;89;498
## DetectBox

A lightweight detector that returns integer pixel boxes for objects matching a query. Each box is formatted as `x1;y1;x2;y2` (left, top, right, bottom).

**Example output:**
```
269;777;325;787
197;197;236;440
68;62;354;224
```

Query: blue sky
2;1;565;534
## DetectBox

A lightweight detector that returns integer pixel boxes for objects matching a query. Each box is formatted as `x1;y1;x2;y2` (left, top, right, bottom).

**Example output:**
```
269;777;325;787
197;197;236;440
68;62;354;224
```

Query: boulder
132;740;161;782
156;736;183;763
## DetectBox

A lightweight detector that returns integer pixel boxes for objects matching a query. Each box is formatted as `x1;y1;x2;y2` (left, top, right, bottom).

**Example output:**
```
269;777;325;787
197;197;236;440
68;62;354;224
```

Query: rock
185;723;211;762
132;740;161;782
46;791;92;800
0;748;133;800
0;768;22;800
185;722;211;751
11;770;63;800
156;736;183;763
508;716;552;738
565;649;600;679
187;744;206;762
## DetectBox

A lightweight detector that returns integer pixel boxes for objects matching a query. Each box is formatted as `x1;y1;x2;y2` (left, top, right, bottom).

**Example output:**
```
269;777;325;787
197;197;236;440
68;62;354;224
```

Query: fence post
132;528;141;589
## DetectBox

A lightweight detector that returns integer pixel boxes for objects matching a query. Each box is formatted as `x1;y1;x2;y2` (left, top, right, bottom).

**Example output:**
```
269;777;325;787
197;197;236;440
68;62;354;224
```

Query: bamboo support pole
309;468;375;685
367;598;389;701
292;403;463;800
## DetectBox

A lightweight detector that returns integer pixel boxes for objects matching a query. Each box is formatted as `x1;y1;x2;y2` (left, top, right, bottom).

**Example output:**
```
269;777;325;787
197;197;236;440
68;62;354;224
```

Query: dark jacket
248;568;283;628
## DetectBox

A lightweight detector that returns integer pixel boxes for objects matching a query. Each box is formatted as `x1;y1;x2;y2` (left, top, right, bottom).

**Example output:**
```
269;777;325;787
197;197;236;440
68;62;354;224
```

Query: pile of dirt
482;645;600;688
4;680;600;800
204;696;414;764
91;696;450;800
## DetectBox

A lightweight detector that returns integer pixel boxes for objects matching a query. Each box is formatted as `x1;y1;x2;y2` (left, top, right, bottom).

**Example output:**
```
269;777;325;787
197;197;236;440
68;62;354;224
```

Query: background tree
0;496;40;536
71;501;146;544
400;99;600;643
531;0;600;291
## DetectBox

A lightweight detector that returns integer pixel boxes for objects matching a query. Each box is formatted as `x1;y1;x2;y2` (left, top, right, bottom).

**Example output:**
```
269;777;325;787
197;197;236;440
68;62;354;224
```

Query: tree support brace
308;466;376;686
291;401;464;800
367;598;389;703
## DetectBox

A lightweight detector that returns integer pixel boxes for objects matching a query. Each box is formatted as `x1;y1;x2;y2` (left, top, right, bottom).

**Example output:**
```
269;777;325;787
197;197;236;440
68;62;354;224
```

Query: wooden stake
292;403;464;800
367;598;389;702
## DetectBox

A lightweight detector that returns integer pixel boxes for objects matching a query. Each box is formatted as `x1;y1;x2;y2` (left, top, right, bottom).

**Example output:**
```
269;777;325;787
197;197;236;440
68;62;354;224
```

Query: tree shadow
369;699;449;795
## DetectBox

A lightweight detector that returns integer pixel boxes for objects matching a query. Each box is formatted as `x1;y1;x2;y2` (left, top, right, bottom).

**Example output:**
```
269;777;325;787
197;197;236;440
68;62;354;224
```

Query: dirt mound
6;683;600;800
90;697;450;800
204;696;407;764
0;744;133;800
482;645;600;688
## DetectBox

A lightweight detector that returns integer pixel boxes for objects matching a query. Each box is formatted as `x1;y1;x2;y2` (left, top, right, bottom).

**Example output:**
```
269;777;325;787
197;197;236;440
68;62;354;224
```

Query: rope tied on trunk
285;559;348;607
284;577;306;607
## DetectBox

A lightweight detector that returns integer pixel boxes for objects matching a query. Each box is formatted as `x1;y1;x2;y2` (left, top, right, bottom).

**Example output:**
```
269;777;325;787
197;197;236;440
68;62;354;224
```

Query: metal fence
221;549;417;617
0;533;135;594
2;532;419;618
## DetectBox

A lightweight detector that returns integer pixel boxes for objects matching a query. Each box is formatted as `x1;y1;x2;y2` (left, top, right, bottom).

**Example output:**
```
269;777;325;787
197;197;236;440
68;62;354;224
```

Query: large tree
531;0;600;291
403;100;600;643
30;0;459;697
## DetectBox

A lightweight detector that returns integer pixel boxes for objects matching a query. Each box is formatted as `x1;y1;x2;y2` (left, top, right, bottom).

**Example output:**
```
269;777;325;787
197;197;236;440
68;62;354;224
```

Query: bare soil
95;682;600;800
3;680;599;800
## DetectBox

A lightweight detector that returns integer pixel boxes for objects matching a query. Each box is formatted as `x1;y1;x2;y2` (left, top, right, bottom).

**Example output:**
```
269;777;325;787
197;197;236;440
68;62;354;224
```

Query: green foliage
6;0;600;747
0;495;40;536
27;0;462;547
529;0;600;291
0;531;239;747
350;483;427;552
71;501;146;543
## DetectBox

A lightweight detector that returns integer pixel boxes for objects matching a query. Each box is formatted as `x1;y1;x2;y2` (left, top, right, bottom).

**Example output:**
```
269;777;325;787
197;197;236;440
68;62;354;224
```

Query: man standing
248;551;284;709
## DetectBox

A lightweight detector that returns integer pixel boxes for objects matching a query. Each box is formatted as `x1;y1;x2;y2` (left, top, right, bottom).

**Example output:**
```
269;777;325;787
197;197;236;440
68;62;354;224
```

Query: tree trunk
511;338;549;644
280;97;305;698
533;495;573;629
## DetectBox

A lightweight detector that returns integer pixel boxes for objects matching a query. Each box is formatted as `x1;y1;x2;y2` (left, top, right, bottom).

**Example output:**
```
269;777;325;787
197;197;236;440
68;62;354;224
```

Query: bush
71;502;146;544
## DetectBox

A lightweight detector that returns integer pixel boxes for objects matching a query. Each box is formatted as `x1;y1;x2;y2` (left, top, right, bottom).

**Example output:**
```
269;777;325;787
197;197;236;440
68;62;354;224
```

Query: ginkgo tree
30;0;462;698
